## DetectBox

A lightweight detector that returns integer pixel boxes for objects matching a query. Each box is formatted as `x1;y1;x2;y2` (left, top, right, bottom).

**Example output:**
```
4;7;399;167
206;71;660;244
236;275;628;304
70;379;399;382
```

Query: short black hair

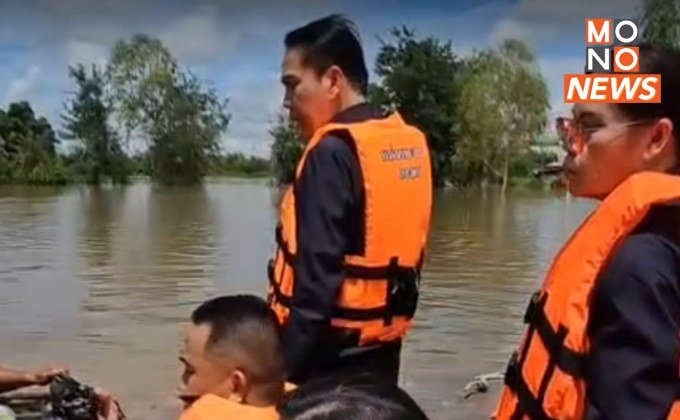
284;14;369;95
277;375;429;420
614;43;680;141
191;295;285;401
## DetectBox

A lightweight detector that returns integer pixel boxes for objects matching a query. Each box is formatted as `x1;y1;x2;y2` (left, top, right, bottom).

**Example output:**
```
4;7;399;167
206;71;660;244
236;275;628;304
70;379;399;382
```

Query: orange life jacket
179;394;278;420
494;171;680;420
267;112;433;347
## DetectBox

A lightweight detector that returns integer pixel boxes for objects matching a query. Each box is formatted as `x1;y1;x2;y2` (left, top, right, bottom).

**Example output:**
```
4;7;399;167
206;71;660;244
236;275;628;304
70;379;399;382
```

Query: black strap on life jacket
504;351;555;420
275;224;424;280
504;291;587;420
524;291;587;378
269;233;423;325
275;225;296;265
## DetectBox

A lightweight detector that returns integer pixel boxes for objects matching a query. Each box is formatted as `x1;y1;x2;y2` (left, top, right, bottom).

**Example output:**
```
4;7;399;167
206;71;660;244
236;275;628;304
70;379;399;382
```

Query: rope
461;371;505;399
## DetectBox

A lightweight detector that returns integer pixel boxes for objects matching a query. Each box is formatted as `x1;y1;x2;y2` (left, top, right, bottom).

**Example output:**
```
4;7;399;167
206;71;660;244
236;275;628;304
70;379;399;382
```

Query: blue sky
0;0;642;156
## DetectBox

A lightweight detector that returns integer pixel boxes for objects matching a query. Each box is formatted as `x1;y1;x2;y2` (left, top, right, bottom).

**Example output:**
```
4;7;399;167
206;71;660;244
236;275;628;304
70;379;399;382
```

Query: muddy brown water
0;179;594;419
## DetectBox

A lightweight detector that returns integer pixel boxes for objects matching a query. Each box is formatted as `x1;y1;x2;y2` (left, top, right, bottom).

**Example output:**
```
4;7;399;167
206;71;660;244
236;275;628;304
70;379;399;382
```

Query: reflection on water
0;180;594;419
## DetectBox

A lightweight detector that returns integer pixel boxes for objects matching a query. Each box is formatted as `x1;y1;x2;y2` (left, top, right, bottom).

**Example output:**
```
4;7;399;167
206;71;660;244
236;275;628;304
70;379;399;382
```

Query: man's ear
225;369;249;403
645;117;675;162
325;65;343;99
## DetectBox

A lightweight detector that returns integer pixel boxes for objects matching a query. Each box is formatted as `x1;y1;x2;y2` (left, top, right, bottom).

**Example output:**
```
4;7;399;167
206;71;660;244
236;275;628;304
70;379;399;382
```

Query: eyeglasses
556;117;655;155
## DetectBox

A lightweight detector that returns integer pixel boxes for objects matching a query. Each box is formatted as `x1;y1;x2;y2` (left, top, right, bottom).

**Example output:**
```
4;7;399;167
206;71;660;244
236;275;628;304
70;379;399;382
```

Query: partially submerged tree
147;73;229;185
62;64;129;185
458;39;549;191
106;34;230;185
0;102;67;184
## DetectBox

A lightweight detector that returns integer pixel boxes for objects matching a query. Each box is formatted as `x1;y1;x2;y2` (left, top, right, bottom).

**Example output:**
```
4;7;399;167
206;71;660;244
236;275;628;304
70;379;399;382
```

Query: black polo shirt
585;203;680;419
281;102;393;382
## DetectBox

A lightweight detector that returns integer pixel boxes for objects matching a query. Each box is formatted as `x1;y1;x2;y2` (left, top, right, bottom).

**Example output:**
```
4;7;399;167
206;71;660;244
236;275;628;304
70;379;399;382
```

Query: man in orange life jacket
493;44;680;420
268;14;433;385
179;295;287;420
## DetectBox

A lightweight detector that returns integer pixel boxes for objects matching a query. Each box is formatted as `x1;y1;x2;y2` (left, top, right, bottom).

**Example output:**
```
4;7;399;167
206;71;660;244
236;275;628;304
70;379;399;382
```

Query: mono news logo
564;19;661;104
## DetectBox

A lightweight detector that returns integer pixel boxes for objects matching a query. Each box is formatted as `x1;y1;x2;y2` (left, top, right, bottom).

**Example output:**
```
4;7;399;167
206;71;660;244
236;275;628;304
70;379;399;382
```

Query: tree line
0;34;267;186
271;0;680;190
2;0;678;189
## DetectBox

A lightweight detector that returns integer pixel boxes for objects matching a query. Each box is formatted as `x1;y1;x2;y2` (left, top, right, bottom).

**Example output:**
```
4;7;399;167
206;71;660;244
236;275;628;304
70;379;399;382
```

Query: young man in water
178;295;288;419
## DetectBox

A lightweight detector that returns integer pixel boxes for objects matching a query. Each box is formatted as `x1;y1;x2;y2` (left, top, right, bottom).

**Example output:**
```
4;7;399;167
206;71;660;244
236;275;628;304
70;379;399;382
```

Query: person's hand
94;388;125;420
25;365;69;386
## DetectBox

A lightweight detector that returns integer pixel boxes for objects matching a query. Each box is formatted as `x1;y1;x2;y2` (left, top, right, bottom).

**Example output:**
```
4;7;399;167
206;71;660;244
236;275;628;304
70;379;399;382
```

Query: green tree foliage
0;102;68;185
212;153;270;177
62;64;129;185
107;34;179;140
269;112;304;185
370;27;462;188
2;28;561;190
147;73;230;185
640;0;680;50
458;39;549;191
106;34;230;185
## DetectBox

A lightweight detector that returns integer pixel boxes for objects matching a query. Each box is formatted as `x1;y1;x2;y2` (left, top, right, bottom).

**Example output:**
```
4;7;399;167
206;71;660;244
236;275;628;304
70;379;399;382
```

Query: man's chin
179;394;200;409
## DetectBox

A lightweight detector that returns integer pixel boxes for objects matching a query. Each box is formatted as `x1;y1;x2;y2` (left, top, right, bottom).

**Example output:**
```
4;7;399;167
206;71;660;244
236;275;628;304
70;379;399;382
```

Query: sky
0;0;643;157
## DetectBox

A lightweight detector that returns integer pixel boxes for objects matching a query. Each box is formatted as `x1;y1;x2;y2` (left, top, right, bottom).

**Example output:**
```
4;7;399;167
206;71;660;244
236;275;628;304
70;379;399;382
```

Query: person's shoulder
315;131;355;154
306;132;357;167
601;231;680;292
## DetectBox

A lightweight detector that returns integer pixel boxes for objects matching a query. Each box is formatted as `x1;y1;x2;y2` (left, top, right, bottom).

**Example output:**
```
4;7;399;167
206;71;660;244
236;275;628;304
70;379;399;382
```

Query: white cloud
65;39;109;68
538;56;587;116
160;5;237;63
491;0;643;47
7;0;625;155
5;65;42;104
488;0;645;118
222;74;284;155
31;0;152;20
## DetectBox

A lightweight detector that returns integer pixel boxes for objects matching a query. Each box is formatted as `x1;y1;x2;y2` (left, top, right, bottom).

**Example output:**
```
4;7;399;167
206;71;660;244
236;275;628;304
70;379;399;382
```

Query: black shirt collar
330;102;387;124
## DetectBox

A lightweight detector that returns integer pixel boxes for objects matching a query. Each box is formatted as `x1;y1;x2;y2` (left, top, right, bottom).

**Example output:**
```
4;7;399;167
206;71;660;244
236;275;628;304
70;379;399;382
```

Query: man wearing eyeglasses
495;43;680;420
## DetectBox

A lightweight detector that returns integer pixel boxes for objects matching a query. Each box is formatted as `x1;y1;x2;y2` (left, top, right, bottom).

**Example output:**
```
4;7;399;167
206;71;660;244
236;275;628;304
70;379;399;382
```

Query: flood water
0;179;594;419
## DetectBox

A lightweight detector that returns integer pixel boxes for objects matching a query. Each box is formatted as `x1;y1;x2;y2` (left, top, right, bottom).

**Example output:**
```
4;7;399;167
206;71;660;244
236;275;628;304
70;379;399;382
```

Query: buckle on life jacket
384;257;420;326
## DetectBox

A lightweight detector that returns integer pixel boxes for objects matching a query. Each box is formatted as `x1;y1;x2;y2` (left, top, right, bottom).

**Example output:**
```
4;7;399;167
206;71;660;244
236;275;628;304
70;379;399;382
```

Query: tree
640;0;680;50
370;27;462;188
62;64;129;185
269;112;304;185
0;102;59;158
0;133;9;182
148;72;229;185
106;34;230;185
458;39;549;192
0;102;67;185
107;34;179;143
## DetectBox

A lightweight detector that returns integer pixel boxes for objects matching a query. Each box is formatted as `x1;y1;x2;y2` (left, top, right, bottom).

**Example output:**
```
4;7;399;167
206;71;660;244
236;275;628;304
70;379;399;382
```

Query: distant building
530;130;565;178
